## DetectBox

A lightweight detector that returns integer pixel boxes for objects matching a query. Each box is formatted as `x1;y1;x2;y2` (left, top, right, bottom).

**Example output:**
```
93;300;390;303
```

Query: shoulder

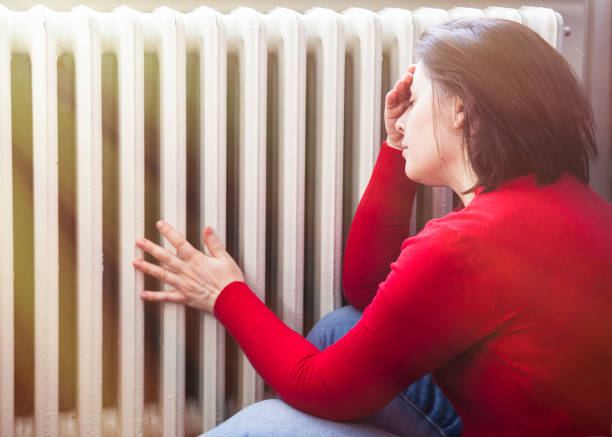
395;222;474;278
400;221;458;253
392;212;495;298
376;220;499;337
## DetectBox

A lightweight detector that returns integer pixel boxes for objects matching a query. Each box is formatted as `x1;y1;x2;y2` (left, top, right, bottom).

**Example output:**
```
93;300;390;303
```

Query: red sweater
214;142;612;436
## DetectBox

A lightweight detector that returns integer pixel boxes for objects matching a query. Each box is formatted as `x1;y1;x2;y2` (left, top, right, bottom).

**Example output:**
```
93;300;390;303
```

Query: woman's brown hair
415;18;598;194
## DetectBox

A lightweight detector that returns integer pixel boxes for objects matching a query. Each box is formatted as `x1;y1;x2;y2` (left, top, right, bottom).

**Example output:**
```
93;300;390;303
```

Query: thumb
202;226;225;258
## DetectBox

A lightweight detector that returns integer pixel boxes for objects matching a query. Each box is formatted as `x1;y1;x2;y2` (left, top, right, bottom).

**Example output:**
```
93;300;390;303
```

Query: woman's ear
453;96;465;130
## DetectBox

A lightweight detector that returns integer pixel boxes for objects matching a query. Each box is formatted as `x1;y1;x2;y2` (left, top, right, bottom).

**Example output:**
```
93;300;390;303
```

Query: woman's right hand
384;64;416;150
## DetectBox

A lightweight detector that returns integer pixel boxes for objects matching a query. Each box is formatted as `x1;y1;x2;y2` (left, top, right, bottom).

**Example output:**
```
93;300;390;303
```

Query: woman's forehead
411;62;429;95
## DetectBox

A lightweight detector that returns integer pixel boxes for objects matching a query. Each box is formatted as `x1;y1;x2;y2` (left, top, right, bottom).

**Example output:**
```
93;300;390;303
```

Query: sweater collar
474;173;537;197
452;173;538;212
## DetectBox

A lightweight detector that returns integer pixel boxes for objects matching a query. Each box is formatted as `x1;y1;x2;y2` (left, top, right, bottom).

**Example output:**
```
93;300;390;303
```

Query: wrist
212;280;245;315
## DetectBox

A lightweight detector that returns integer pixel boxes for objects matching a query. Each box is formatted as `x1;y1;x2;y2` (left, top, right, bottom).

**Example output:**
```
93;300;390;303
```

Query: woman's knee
200;399;282;436
200;399;318;437
306;305;363;350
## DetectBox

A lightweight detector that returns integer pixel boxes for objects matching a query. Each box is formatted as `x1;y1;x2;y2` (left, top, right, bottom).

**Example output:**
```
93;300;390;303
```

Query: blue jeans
201;305;462;437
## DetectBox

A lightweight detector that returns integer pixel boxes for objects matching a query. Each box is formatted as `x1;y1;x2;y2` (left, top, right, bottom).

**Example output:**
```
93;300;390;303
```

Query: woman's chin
403;165;420;183
403;165;432;185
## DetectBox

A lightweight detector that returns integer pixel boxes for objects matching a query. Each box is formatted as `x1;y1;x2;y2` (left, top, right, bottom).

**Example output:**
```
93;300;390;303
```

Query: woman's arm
133;216;498;421
342;65;418;311
341;142;417;311
215;222;498;421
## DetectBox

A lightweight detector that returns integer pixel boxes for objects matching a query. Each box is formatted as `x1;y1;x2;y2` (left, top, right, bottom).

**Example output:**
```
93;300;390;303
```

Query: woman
132;18;612;436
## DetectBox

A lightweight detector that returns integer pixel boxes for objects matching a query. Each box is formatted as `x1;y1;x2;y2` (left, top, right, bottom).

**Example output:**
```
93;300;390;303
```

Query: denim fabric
200;399;398;437
201;305;462;437
306;305;462;437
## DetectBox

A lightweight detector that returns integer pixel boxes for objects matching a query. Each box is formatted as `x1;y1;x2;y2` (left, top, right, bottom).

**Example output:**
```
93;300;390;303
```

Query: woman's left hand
133;220;245;314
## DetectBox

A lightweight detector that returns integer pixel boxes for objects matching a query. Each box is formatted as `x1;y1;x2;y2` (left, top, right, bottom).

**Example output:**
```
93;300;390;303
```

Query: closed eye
407;100;414;108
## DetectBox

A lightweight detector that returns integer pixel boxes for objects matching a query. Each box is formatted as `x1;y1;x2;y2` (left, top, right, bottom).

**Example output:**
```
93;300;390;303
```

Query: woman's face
394;62;465;187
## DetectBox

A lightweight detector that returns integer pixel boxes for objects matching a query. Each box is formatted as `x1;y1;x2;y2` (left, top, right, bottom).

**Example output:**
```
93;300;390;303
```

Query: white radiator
0;4;563;437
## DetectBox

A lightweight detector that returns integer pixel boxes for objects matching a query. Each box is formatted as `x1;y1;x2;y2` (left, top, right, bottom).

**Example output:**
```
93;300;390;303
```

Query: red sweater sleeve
214;223;499;421
342;141;418;310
